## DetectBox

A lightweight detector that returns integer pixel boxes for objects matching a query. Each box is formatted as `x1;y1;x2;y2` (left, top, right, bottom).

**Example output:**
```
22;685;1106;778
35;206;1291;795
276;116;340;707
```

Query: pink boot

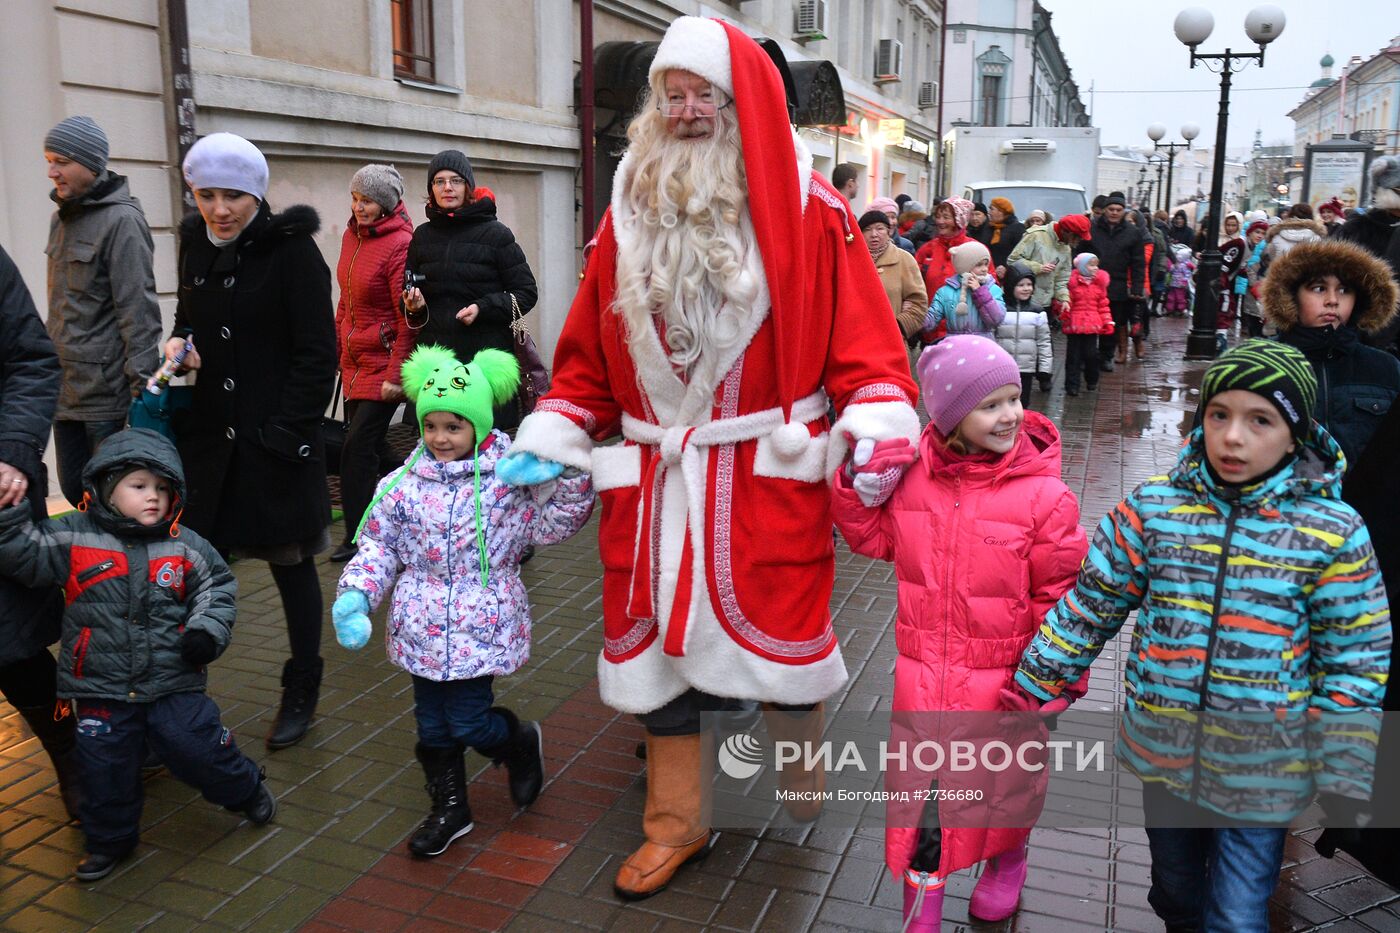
901;869;944;932
968;846;1029;922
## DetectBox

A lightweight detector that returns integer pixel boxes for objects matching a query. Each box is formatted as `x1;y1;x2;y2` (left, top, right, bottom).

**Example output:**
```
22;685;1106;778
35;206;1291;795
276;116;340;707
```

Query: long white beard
613;129;763;382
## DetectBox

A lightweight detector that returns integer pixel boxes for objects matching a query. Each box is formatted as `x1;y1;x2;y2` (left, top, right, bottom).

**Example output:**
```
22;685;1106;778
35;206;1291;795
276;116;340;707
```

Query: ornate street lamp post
1174;5;1285;360
1147;122;1201;216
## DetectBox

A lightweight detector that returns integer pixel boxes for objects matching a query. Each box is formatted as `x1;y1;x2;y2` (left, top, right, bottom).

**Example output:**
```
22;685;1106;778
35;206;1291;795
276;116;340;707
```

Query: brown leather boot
762;702;826;822
614;733;717;900
1115;331;1128;364
1133;336;1146;360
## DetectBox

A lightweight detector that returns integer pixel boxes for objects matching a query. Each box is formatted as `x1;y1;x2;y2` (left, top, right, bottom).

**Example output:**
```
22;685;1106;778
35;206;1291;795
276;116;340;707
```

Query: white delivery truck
941;125;1101;218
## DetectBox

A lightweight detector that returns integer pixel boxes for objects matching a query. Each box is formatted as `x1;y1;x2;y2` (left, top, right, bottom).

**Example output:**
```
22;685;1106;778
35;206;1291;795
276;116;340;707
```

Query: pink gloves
848;437;918;508
997;687;1071;718
1100;319;1115;336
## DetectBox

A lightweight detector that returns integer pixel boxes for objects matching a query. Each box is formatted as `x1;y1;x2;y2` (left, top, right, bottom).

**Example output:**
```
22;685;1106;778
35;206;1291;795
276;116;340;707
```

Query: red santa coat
512;143;920;714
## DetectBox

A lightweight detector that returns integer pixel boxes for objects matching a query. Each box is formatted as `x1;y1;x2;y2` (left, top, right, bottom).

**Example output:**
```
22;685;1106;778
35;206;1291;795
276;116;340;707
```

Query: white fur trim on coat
826;400;922;477
649;16;733;95
511;410;593;472
591;443;642;492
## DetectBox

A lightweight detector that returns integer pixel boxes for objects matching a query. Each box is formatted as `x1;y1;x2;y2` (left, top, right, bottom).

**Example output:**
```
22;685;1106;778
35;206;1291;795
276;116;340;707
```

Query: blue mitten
496;450;566;487
332;589;372;650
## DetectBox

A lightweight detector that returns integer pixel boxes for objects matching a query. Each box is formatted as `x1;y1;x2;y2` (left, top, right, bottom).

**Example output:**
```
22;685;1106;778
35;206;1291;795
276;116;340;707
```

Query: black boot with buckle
267;657;323;750
479;706;545;808
408;743;473;857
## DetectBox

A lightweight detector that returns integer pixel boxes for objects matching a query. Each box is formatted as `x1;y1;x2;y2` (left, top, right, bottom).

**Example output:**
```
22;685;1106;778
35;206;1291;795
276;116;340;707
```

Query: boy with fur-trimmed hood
0;428;274;881
1261;239;1400;468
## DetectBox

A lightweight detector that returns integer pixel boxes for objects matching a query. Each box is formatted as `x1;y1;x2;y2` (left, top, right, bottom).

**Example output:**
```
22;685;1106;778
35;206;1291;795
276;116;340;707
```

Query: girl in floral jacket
332;345;593;859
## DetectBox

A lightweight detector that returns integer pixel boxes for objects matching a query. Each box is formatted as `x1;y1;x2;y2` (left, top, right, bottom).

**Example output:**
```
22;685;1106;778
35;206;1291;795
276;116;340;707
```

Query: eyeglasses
656;93;732;118
431;176;467;190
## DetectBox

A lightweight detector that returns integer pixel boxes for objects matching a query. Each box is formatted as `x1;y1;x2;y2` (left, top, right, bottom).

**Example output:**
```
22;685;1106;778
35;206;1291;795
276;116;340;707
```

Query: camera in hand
403;270;427;291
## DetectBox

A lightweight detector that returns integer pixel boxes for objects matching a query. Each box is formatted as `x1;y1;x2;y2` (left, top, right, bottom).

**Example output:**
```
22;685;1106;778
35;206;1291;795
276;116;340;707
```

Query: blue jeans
53;418;124;507
75;694;262;855
411;674;508;750
1143;784;1286;932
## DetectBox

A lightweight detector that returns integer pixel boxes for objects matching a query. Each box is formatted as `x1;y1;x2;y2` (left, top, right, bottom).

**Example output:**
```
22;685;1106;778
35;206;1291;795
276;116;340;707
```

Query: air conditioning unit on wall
794;0;828;41
875;39;903;83
918;81;938;109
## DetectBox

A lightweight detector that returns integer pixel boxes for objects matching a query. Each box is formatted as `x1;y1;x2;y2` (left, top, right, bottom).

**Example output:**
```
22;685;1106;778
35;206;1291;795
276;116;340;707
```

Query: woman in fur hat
1261;239;1400;467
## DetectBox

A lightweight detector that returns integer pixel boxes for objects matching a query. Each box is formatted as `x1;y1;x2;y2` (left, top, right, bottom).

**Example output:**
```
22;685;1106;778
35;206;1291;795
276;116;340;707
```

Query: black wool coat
0;244;63;665
404;195;538;364
1087;216;1146;300
171;204;336;549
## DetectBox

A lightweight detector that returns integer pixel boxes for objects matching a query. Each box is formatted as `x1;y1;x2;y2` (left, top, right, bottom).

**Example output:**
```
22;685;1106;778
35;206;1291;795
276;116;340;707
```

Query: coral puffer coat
831;411;1087;880
335;204;414;400
1062;268;1113;335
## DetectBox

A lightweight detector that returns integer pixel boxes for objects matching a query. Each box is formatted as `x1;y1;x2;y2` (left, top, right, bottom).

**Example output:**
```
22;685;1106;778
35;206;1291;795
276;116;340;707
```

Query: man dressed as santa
498;16;920;899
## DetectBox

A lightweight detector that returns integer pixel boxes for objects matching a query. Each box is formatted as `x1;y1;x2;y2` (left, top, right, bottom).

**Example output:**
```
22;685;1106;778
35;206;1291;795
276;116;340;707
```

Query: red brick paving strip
300;683;642;932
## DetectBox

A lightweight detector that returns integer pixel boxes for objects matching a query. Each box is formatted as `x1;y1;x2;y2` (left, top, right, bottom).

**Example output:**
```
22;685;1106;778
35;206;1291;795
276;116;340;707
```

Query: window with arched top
977;45;1011;126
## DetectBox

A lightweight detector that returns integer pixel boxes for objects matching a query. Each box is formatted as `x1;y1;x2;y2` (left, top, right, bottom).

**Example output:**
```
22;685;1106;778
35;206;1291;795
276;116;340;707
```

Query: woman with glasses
402;150;537;433
330;165;415;563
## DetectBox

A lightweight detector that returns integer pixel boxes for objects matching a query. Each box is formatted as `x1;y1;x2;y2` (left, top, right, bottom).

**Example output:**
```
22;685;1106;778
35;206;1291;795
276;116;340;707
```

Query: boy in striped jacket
1009;340;1390;933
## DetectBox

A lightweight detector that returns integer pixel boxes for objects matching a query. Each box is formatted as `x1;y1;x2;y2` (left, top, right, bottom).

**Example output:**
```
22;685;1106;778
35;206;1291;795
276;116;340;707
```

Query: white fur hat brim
649;16;733;96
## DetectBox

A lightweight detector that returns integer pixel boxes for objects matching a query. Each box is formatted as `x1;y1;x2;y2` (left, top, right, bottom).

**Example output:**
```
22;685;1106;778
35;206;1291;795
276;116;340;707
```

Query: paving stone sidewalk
2;316;1398;932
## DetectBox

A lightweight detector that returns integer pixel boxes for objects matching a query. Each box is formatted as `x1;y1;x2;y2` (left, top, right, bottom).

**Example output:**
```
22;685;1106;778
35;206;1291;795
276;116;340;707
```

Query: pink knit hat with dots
916;335;1021;434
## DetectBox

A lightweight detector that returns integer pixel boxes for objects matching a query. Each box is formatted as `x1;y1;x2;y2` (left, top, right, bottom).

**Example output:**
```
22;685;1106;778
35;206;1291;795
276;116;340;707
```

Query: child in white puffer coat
993;263;1052;402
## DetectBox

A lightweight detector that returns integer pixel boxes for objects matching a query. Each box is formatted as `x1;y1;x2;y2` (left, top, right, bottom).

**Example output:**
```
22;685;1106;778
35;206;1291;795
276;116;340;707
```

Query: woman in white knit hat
159;132;338;750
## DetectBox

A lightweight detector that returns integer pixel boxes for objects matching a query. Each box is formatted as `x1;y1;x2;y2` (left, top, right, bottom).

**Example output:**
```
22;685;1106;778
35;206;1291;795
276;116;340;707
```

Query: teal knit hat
1200;339;1317;442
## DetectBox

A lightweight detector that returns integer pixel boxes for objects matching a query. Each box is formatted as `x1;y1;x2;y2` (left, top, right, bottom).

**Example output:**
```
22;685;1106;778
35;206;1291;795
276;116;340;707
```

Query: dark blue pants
1142;784;1286;932
411;675;508;750
75;693;261;855
52;418;124;507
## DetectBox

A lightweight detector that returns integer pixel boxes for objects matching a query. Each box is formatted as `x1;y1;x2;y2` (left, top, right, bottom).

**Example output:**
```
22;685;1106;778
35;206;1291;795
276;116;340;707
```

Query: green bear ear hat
400;344;521;441
354;345;522;586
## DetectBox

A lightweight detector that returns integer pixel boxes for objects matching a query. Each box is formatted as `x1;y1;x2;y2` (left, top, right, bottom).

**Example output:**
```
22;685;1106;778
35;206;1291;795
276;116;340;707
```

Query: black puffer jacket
0;429;236;701
171;203;336;549
1086;215;1145;300
1263;239;1400;468
0;243;63;667
404;190;537;364
1332;209;1400;352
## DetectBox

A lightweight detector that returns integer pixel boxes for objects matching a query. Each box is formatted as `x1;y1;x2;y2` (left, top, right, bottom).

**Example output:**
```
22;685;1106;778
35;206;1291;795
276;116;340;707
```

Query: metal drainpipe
935;2;947;197
580;0;596;243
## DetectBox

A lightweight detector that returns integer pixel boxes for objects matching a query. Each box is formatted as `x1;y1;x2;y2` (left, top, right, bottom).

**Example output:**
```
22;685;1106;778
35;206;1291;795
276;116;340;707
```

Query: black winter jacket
987;217;1026;273
171;204;336;549
1333;211;1400;352
1278;325;1400;468
1087;216;1145;300
404;194;537;365
0;429;236;701
0;244;63;666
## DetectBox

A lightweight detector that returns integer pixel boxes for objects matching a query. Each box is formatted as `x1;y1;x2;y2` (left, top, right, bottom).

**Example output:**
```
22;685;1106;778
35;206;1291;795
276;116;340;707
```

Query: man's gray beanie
44;116;108;175
350;164;405;213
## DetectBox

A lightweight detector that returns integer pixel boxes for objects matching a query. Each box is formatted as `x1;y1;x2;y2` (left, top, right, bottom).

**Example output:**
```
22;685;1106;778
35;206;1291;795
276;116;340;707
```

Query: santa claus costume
508;16;920;899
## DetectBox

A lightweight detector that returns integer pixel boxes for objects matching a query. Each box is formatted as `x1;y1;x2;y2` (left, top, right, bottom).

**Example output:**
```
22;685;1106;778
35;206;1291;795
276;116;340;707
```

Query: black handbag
321;376;348;475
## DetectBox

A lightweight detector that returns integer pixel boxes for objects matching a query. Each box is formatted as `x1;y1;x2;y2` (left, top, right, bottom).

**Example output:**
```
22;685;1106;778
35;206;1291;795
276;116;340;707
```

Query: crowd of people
3;13;1400;933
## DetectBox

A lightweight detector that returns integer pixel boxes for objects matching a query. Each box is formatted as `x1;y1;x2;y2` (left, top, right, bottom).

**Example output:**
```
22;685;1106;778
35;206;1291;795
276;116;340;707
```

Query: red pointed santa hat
648;16;807;426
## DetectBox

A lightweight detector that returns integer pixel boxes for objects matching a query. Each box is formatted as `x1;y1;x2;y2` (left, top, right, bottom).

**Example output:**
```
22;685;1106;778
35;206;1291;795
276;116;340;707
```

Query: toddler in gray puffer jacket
0;428;274;882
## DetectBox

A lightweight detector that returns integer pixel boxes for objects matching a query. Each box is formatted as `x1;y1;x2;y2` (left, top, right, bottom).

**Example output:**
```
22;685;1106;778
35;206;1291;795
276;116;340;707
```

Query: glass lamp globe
1244;5;1286;45
1181;123;1201;141
1147;124;1167;142
1174;8;1214;46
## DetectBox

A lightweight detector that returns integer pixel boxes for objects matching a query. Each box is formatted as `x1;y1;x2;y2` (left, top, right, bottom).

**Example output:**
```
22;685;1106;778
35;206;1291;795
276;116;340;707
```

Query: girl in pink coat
831;335;1088;930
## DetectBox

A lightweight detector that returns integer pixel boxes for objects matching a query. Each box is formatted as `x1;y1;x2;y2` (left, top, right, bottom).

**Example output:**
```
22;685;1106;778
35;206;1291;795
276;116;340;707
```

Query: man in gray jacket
43;116;161;505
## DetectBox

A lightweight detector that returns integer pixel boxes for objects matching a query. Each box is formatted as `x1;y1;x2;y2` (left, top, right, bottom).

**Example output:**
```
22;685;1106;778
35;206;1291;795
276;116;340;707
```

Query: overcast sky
1039;0;1397;153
